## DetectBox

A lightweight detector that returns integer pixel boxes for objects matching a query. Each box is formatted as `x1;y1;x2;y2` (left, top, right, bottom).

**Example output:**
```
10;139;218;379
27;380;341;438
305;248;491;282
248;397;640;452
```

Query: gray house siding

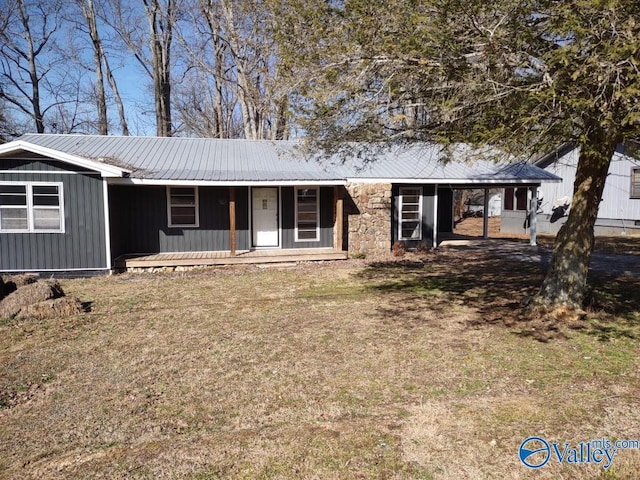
280;186;334;249
389;185;454;248
109;185;250;257
1;151;96;174
0;158;107;271
437;187;454;233
392;185;436;248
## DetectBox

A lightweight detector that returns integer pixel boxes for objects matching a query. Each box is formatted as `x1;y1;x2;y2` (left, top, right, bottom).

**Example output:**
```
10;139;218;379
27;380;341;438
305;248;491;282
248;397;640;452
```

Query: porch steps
116;248;348;269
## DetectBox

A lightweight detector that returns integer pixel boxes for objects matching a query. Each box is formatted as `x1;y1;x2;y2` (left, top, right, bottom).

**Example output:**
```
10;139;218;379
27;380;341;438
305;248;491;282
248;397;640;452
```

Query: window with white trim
167;186;199;227
295;187;319;241
0;182;64;233
631;168;640;199
399;187;422;240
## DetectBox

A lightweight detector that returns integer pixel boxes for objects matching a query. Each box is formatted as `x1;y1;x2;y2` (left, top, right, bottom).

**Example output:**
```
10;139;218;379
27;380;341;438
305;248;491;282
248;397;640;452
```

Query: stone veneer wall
345;182;392;257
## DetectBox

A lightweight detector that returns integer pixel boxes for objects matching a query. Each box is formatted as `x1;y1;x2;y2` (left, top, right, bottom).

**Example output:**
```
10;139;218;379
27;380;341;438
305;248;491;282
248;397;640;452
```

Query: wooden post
229;187;236;256
529;187;537;247
483;188;490;239
334;186;344;251
433;185;439;247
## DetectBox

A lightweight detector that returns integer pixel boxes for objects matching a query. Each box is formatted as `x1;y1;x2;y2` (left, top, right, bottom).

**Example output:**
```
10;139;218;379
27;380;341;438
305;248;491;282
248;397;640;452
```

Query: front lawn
1;249;639;479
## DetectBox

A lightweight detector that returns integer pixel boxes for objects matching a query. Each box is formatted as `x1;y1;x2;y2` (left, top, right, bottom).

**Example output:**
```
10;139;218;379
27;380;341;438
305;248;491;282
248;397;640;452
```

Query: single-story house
501;143;640;236
0;134;560;273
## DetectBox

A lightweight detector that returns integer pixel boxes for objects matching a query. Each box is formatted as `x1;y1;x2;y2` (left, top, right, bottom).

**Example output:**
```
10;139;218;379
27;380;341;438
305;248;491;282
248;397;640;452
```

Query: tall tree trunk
536;128;619;308
102;52;130;135
220;0;258;139
18;0;45;133
271;96;288;140
144;0;173;137
214;39;225;137
78;0;108;134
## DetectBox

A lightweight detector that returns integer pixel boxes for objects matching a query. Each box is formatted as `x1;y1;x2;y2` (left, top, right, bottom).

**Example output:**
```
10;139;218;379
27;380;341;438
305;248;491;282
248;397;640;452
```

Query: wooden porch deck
115;248;348;269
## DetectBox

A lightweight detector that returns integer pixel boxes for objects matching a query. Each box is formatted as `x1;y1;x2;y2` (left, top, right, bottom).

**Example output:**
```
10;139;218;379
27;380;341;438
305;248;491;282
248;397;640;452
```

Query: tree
176;0;290;139
72;0;130;135
0;0;63;133
272;0;640;309
107;0;179;136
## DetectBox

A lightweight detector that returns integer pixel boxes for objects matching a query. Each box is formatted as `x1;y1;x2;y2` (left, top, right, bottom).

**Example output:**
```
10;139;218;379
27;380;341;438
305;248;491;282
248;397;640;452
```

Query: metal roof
10;134;559;185
330;143;561;184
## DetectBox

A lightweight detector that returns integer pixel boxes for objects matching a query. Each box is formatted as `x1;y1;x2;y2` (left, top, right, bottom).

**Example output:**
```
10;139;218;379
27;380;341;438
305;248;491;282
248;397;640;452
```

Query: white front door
252;187;279;247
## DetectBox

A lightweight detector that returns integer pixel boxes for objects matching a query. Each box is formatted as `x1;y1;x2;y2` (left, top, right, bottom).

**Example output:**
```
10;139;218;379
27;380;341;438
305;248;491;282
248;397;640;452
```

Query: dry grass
0;251;639;479
0;280;64;319
15;297;85;321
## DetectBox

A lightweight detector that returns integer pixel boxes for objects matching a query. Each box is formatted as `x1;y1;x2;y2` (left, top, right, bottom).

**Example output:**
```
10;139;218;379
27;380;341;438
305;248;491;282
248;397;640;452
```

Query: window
631;168;640;199
0;182;64;233
295;187;319;241
167;186;199;227
504;187;514;210
515;187;528;210
504;187;528;211
399;187;422;240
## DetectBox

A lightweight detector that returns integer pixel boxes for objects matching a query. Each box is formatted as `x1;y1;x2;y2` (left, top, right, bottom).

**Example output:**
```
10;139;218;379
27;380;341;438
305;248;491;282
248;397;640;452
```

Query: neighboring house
456;189;502;218
0;134;559;273
501;143;640;236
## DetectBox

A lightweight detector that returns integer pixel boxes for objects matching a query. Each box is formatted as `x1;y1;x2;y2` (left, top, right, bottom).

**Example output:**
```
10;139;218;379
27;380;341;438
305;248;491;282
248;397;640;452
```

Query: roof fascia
108;178;346;186
0;140;128;177
345;177;561;184
533;142;577;169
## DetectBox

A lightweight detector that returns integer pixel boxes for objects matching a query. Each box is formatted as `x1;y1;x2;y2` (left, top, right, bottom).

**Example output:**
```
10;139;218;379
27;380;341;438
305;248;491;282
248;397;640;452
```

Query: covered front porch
443;184;542;247
115;247;348;270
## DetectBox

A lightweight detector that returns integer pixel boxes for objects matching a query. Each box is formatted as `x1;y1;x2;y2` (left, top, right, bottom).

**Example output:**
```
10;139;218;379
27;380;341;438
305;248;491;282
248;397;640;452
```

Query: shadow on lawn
357;250;640;342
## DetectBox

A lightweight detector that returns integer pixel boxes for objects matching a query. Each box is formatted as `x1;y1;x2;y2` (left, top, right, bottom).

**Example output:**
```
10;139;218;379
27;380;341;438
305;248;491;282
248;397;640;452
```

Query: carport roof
4;134;560;185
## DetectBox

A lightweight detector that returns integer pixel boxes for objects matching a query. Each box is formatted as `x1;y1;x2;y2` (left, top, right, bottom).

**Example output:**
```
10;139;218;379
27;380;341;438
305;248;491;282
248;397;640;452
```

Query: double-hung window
398;187;422;240
631;168;640;199
0;182;64;233
167;186;199;227
295;187;319;241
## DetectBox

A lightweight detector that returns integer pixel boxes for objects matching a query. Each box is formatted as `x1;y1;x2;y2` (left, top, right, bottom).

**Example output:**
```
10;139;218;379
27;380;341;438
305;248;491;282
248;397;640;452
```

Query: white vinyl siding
295;187;319;241
0;182;64;233
167;186;199;227
631;168;640;199
399;187;422;240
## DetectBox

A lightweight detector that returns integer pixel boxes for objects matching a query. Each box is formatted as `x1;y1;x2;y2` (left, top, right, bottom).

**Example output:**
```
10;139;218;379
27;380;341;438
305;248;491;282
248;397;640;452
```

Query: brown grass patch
0;254;638;479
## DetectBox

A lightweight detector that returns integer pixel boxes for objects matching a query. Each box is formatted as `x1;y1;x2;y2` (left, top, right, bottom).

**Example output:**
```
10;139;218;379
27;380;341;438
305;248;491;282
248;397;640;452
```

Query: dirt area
0;252;638;479
453;216;640;256
453;215;504;238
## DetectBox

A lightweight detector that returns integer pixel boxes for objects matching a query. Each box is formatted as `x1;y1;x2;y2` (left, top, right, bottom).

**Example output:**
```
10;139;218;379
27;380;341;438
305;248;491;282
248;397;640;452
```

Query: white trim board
109;178;345;187
346;178;558;185
0;141;128;177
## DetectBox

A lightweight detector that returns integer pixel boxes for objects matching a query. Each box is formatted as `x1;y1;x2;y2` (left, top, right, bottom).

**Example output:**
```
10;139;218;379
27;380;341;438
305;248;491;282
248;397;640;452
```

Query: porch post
529;187;537;247
433;185;438;247
334;186;344;251
102;178;112;271
483;188;490;239
229;187;236;256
